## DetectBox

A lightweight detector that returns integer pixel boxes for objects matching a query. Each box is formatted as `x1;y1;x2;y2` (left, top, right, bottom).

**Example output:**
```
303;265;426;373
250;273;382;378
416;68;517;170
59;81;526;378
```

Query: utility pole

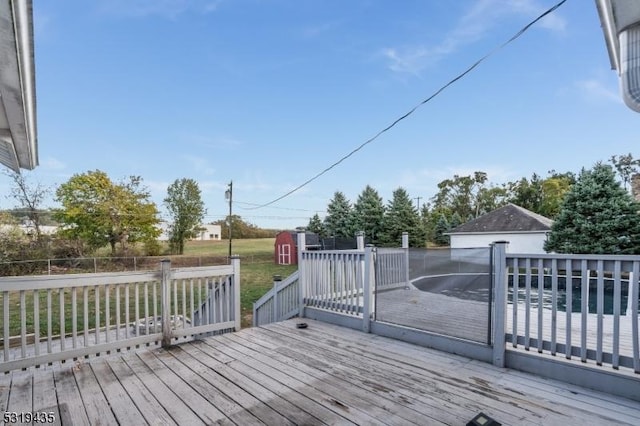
225;181;233;260
414;196;422;211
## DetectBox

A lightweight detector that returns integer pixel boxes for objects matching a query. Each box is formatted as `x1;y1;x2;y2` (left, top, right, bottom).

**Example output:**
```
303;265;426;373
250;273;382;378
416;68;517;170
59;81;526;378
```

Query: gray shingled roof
447;204;553;234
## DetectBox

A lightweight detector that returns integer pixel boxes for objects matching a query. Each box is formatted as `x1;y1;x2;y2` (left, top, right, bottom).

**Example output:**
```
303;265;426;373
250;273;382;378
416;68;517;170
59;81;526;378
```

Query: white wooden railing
300;250;366;316
0;257;240;372
504;253;640;373
253;271;300;327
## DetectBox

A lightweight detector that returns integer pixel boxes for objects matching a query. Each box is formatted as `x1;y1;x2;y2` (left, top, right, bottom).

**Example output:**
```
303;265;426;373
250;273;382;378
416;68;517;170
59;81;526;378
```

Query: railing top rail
0;264;235;291
172;264;234;279
301;249;365;256
506;252;640;261
0;269;160;291
253;270;300;308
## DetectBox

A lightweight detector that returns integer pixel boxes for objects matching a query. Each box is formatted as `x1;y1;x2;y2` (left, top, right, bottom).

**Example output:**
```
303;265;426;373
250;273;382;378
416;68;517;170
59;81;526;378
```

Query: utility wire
246;0;568;210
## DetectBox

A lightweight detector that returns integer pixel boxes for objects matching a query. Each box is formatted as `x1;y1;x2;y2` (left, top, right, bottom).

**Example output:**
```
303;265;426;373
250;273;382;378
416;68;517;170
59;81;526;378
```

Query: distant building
446;204;553;254
192;224;222;241
157;222;222;241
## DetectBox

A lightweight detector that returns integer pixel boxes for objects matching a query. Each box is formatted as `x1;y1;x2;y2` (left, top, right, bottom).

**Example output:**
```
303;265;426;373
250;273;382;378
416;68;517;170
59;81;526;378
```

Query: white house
446;204;553;254
193;224;222;241
157;223;222;241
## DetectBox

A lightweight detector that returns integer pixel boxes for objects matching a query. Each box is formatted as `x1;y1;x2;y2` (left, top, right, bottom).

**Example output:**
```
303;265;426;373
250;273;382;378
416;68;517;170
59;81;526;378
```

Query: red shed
274;231;321;265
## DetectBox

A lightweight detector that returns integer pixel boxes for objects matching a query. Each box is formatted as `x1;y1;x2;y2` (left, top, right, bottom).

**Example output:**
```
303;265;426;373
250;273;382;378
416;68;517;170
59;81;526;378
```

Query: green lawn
2;238;297;335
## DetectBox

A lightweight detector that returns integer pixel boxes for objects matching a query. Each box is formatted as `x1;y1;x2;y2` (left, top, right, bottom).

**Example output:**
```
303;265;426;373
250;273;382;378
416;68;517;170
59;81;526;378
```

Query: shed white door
278;244;291;265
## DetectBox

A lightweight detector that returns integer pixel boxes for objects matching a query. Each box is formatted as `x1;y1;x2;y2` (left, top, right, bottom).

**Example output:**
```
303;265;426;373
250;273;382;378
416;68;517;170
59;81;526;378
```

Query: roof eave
0;0;38;172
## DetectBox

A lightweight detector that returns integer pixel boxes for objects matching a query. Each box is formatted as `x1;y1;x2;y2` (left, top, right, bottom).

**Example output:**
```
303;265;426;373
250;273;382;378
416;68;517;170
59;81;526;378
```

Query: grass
1;238;297;337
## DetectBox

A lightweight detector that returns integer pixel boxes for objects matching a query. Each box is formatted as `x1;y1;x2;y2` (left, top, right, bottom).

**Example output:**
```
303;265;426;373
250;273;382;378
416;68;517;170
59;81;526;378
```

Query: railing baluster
632;260;640;373
512;257;519;348
182;279;187;330
116;285;121;341
596;259;604;366
33;289;39;356
144;282;149;336
524;258;531;350
581;260;588;362
105;285;110;344
565;259;572;360
613;260;621;369
95;285;100;345
47;289;52;353
83;286;89;347
125;283;130;339
20;290;26;358
135;283;140;337
537;259;544;353
190;279;194;329
72;287;78;349
59;289;65;351
3;291;9;362
551;259;558;356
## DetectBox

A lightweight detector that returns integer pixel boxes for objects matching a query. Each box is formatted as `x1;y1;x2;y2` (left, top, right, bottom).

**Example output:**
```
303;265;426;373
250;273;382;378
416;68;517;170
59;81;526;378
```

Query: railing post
273;275;281;322
363;245;375;333
232;255;241;331
492;241;509;367
356;231;365;250
297;228;307;319
160;259;172;348
402;232;410;288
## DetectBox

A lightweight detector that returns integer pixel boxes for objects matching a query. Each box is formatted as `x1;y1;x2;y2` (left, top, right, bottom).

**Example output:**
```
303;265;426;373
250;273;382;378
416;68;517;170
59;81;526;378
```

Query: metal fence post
297;229;307;319
492;241;509;367
160;259;172;348
231;255;241;331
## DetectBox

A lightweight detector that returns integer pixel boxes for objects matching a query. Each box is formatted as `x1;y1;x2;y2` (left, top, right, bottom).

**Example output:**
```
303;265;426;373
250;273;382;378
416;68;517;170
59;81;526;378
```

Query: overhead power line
245;0;568;210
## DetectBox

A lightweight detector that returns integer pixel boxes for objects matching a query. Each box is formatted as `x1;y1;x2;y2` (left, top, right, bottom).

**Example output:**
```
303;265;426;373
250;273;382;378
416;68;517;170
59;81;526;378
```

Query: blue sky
2;0;638;230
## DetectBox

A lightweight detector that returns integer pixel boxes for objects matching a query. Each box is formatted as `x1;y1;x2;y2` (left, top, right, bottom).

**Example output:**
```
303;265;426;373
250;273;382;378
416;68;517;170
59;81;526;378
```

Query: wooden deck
2;319;640;425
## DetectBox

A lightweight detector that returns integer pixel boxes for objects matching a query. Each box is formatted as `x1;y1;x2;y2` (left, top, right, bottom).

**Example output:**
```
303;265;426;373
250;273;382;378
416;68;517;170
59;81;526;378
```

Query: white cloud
182;155;216;176
382;0;567;75
42;157;66;170
575;79;621;104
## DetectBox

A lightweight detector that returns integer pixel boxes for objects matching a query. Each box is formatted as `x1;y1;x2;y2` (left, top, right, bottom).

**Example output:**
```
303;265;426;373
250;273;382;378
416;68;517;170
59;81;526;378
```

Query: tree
508;171;574;219
164;178;206;254
380;187;425;247
431;171;489;221
352;185;385;245
323;191;354;238
544;163;640;254
4;170;50;241
307;213;325;237
213;215;276;239
55;170;161;255
610;153;640;190
433;214;450;246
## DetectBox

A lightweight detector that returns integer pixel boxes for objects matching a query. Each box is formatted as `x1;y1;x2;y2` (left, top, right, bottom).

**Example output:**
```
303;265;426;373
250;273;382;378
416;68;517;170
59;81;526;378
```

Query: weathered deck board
1;319;639;425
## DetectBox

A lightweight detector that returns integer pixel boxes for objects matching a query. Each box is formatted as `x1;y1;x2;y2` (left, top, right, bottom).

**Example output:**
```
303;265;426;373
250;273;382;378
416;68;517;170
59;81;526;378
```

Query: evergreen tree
381;188;425;247
352;185;385;245
323;191;354;238
307;213;325;237
433;214;450;246
544;163;640;254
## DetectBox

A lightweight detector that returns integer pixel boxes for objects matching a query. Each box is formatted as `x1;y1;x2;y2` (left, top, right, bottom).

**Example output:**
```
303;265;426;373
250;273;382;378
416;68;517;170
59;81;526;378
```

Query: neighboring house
192;224;222;241
446;204;553;254
0;0;38;172
274;231;321;265
0;223;57;236
157;222;222;241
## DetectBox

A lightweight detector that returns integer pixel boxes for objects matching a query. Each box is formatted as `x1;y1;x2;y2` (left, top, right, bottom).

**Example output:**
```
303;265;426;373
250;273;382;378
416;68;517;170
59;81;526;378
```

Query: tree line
306;154;640;252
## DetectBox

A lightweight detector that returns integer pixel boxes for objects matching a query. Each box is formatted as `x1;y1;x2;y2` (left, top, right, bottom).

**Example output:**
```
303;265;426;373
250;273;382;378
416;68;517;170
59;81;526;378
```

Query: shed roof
448;204;552;234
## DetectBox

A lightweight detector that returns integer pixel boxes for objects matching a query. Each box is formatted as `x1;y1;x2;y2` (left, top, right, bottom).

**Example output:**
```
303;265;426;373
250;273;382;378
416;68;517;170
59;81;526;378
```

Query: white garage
447;204;553;254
